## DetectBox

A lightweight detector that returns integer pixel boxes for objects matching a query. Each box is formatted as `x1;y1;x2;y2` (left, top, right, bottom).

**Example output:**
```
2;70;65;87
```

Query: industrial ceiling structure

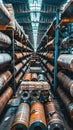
3;0;68;51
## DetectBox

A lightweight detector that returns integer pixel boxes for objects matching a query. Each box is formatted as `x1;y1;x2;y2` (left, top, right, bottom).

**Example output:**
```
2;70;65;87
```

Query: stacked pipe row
0;2;33;116
11;90;65;130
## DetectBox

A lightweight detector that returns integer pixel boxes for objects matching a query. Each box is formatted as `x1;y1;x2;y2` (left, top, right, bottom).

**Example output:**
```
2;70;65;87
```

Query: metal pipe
15;53;23;61
22;59;27;65
21;91;30;103
15;40;22;48
11;103;30;130
0;53;11;67
20;81;51;91
45;101;65;130
57;87;73;121
24;73;32;81
58;54;73;72
15;72;23;85
0;32;11;48
29;102;47;130
62;35;73;49
0;70;12;91
47;63;54;72
47;73;53;85
15;63;23;74
38;74;45;81
0;3;10;25
0;87;13;114
57;71;73;97
45;39;55;50
47;53;54;59
31;73;38;81
23;53;28;57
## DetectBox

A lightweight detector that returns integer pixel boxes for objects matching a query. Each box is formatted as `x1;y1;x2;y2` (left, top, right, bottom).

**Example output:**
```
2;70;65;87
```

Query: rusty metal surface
47;52;54;59
0;70;12;91
45;101;65;130
15;72;23;85
20;81;51;91
11;103;30;130
0;87;13;114
24;73;32;81
15;53;23;61
29;102;47;130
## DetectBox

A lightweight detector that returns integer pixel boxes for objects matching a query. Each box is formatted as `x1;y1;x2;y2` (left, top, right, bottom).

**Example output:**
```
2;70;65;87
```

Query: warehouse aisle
0;0;73;130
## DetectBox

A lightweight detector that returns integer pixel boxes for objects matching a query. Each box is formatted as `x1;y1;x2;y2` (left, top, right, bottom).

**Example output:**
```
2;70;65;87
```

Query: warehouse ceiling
3;0;67;51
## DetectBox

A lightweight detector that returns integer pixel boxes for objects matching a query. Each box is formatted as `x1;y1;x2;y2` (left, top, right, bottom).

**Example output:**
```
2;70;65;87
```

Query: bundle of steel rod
58;54;73;72
11;103;30;130
0;86;13;114
0;70;12;91
0;53;12;68
0;32;11;49
29;102;47;130
20;81;51;91
0;2;10;25
45;101;65;130
57;71;73;97
57;86;73;121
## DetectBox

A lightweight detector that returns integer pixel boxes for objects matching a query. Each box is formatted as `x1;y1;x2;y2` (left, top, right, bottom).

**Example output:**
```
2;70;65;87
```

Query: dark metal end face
21;91;30;103
48;123;65;130
12;124;27;130
31;91;40;101
30;122;47;130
